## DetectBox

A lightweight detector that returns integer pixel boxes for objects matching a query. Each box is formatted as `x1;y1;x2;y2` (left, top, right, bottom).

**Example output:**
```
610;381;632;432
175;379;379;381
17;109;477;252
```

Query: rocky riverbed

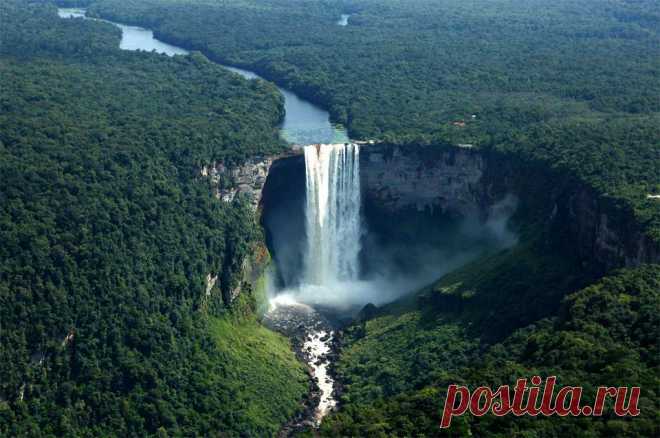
263;297;342;434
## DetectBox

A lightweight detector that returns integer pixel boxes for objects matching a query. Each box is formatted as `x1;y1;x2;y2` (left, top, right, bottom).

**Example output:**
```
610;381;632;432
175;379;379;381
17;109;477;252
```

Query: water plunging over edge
303;144;361;286
59;7;358;427
272;143;361;425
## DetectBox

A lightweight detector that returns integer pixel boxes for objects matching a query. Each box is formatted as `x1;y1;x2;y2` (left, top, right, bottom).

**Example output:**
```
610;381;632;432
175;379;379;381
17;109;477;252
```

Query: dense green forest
321;261;659;437
71;2;659;436
2;0;659;437
84;0;660;241
0;1;306;435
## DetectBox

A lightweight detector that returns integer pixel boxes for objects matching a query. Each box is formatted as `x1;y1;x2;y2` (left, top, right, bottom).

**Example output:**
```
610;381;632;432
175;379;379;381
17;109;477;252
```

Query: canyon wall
360;144;486;217
359;143;659;272
200;156;292;307
206;142;658;304
200;156;275;211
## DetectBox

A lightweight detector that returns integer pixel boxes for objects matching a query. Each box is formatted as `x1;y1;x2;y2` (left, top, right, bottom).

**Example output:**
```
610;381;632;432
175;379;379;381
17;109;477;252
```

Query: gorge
262;144;659;284
59;2;660;401
4;2;655;436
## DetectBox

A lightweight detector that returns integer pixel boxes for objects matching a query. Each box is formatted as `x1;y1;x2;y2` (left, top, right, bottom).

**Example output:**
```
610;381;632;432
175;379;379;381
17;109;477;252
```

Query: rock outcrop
201;157;275;211
205;273;218;297
200;156;296;307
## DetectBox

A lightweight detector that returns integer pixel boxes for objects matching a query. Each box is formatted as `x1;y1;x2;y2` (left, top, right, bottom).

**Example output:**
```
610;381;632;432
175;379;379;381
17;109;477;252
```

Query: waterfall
268;143;361;426
303;144;361;286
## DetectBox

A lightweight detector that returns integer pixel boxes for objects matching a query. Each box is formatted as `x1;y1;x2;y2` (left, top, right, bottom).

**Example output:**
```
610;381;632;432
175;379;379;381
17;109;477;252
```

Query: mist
265;188;519;312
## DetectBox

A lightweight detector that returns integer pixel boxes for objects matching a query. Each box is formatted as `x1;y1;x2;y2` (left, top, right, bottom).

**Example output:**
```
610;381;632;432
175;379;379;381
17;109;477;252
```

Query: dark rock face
260;154;307;288
358;143;659;272
360;145;486;217
553;183;659;270
256;142;657;289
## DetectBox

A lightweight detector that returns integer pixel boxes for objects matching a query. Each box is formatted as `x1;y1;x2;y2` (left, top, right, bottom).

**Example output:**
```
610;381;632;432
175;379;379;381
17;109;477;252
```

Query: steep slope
323;261;659;436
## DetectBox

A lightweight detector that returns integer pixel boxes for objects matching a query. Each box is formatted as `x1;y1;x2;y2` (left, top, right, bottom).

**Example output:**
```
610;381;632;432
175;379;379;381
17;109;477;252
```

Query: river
57;8;348;146
58;7;341;428
263;298;339;430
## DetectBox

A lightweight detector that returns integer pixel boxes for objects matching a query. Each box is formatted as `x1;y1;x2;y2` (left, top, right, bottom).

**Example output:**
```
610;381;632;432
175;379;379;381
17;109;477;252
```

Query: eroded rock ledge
200;147;308;212
201;157;275;211
200;154;297;306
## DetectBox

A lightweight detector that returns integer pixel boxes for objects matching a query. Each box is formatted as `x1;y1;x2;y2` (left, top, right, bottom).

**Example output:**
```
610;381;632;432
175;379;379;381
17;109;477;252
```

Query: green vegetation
208;312;308;433
0;1;304;435
419;241;589;341
322;260;660;437
3;0;658;436
86;0;660;240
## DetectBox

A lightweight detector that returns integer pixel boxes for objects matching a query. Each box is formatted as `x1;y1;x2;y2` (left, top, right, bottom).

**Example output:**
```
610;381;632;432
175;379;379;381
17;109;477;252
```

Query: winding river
57;8;348;146
58;7;341;427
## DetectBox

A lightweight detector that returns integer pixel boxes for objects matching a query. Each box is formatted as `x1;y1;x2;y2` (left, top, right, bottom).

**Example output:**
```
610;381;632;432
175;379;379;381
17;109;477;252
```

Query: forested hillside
2;1;659;437
322;264;660;436
85;0;660;244
0;1;306;435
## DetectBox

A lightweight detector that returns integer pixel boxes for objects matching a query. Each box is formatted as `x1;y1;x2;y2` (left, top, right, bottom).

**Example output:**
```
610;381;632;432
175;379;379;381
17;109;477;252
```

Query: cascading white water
303;144;361;286
263;143;361;426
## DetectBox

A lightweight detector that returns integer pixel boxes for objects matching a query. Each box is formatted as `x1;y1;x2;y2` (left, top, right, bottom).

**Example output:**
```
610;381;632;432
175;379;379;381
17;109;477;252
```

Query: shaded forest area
322;263;659;436
0;1;306;436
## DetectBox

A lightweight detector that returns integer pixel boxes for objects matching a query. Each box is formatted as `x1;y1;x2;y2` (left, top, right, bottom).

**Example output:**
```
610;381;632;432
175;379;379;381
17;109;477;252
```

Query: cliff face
360;145;486;217
201;157;275;211
209;143;657;298
557;183;659;270
259;154;307;288
200;158;284;307
359;143;659;272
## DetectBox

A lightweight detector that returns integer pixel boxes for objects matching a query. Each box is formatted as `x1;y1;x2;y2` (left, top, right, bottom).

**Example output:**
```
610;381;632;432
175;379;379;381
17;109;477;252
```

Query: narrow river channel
57;8;349;146
58;7;343;429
